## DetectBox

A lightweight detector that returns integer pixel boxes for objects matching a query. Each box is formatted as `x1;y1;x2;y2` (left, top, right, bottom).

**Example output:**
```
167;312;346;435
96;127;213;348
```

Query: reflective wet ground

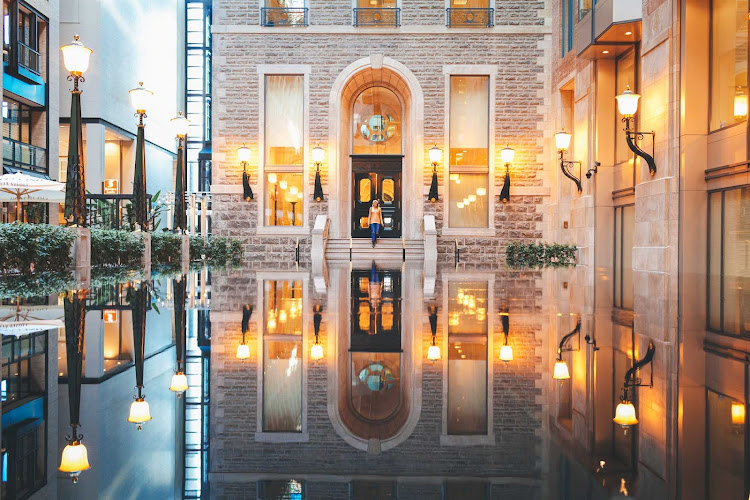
0;263;745;499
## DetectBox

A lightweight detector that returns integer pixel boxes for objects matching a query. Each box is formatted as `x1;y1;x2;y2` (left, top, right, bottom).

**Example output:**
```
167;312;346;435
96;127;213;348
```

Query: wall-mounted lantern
428;145;442;202
555;130;584;193
237;304;252;359
312;145;325;201
427;305;440;361
613;341;655;433
734;86;748;120
238;145;253;201
499;146;514;203
310;304;324;360
499;310;513;362
731;401;746;431
552;318;582;380
615;85;656;175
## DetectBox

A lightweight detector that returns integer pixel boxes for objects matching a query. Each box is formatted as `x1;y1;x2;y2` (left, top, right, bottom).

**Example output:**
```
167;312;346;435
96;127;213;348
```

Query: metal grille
261;7;309;27
353;8;400;27
3;137;46;174
446;8;495;28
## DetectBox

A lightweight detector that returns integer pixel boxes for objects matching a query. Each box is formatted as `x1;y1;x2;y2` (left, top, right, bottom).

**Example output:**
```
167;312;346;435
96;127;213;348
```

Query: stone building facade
210;0;552;264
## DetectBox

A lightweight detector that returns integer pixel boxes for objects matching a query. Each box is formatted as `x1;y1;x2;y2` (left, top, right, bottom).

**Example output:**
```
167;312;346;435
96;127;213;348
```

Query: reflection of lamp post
59;290;91;483
312;145;325;201
169;276;189;395
129;82;154;231
128;284;152;430
499;310;513;362
170;112;190;232
428;145;442;202
614;341;655;433
237;304;252;359
552;318;581;381
499;146;514;204
310;304;324;360
427;305;440;361
615;85;656;175
61;35;92;227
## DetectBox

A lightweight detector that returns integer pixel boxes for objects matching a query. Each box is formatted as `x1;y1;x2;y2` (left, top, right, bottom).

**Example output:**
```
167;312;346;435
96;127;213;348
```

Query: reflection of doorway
351;155;402;238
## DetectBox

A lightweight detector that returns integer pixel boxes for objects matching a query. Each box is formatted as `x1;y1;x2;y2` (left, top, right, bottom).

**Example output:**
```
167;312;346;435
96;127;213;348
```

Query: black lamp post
169;276;188;395
128;283;152;429
129;83;154;231
171;112;190;232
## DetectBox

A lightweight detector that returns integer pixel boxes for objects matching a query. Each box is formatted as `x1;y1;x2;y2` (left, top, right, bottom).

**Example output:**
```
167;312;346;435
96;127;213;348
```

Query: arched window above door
352;86;402;155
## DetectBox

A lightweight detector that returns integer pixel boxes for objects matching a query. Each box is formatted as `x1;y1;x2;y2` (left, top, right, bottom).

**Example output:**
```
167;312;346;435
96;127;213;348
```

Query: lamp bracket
559;151;583;193
624;341;655;389
557;319;582;359
67;74;85;93
584;334;599;351
623;117;657;176
586;162;600;179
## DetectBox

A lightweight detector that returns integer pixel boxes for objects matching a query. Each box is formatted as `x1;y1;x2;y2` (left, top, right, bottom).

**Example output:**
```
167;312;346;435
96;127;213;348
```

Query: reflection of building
2;0;58;223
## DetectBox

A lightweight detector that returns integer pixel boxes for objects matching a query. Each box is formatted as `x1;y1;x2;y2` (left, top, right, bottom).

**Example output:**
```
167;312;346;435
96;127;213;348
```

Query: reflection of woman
368;261;382;311
368;200;384;247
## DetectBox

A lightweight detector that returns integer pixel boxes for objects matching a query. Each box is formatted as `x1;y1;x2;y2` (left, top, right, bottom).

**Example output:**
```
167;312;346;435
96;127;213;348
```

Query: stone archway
327;56;425;240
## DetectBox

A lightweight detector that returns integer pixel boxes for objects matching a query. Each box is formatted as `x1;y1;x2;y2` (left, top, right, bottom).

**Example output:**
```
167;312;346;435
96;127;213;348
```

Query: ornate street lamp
59;290;91;483
130;82;154;231
310;304;324;360
169;276;189;395
552;318;581;381
428;145;442;202
237;304;252;359
613;341;655;433
499;145;514;204
312;145;325;201
238;145;253;201
170;112;190;232
615;85;656;175
554;130;584;193
128;283;152;429
61;35;92;226
427;305;440;361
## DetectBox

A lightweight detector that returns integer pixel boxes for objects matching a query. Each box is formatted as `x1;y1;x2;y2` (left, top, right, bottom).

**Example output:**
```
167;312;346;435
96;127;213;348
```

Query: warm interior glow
499;344;513;362
129;82;154;114
429;146;443;164
500;146;515;164
236;343;250;359
312;145;325;164
616;85;641;117
127;398;152;424
267;172;278;184
552;360;570;380
734;89;748;120
310;342;324;360
613;401;639;427
238;146;251;163
169;372;189;393
732;401;746;425
427;344;441;361
554;131;572;151
170;112;191;137
59;441;91;474
60;35;92;75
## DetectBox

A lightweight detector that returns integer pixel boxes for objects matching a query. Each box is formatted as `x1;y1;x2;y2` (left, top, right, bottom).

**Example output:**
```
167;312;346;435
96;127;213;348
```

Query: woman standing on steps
368;199;384;247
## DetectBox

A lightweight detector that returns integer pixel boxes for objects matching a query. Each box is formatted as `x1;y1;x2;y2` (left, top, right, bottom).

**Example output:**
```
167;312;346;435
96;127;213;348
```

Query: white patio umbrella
0;303;64;337
0;172;65;221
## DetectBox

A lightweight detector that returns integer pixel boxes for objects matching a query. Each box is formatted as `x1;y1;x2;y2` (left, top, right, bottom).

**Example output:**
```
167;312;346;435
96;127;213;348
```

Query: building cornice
212;25;551;36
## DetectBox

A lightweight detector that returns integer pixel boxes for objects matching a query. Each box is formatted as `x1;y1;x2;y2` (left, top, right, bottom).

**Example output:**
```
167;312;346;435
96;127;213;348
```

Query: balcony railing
446;8;494;27
17;41;41;75
353;8;401;27
3;137;46;174
86;194;153;231
261;7;309;27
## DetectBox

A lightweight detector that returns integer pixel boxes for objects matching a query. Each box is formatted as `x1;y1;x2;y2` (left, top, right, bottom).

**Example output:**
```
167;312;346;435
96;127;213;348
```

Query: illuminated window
352;86;402;155
264;172;304;226
613;204;634;310
449;76;489;228
710;0;749;131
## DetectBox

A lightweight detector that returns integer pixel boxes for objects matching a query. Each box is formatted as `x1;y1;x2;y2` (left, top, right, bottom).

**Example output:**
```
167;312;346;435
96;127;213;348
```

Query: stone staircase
325;238;425;261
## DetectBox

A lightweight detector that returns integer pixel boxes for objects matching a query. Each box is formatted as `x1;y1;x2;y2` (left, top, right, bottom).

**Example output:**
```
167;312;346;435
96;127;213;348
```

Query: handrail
3;137;47;173
446;8;494;28
17;41;41;74
353;7;401;27
261;7;309;27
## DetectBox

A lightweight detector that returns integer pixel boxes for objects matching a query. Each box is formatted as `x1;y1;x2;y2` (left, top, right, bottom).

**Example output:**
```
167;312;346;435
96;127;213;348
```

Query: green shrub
151;232;182;264
91;229;144;266
189;235;242;265
0;223;76;274
506;241;577;269
0;271;75;298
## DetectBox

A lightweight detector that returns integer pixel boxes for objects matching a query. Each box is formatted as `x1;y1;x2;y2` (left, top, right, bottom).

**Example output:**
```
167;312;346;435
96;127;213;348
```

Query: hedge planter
90;229;145;267
0;223;76;274
506;241;577;269
189;236;242;265
151;232;182;264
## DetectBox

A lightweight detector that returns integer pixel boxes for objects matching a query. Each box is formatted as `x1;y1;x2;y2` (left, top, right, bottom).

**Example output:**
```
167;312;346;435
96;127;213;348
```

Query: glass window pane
722;188;750;335
350;353;401;421
449;76;489;168
266;0;305;8
707;391;745;499
357;0;396;7
449;0;490;7
264;280;303;335
708;192;723;331
615;50;636;165
359;178;371;203
710;0;749;131
622;205;635;310
262;340;302;432
449;173;488;228
264;173;304;226
448;339;487;435
352;87;402;155
382;178;394;203
448;282;488;335
614;207;622;307
265;75;304;166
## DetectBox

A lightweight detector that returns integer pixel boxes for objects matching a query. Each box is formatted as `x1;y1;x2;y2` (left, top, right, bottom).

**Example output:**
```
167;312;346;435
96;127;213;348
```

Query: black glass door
351;155;402;238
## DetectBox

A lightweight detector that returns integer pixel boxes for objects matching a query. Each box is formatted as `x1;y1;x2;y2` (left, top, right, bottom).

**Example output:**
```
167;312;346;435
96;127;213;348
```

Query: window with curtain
710;0;749;131
615;50;637;167
264;75;304;227
352;86;402;155
449;75;489;229
447;281;488;435
708;187;750;336
262;280;303;432
614;205;634;310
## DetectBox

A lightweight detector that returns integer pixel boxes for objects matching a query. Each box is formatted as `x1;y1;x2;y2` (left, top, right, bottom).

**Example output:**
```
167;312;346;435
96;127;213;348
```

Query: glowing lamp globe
476;187;487;196
61;35;92;75
59;441;91;480
613;401;639;428
170;112;191;138
552;360;570;380
312;145;325;164
554;131;572;152
129;82;154;114
127;398;152;428
731;401;745;425
238;145;251;163
735;89;748;120
236;343;250;359
427;344;441;361
499;345;513;362
501;146;515;165
169;371;189;394
615;86;640;117
310;343;324;360
267;173;278;184
429;145;443;164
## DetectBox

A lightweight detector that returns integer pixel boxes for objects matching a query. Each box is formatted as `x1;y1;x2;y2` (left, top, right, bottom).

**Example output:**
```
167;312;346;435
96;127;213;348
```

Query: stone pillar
142;232;151;268
181;234;190;274
70;227;91;268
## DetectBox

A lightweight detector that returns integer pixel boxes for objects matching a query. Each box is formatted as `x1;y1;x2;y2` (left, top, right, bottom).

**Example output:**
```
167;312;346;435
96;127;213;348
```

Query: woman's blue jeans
370;223;380;243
